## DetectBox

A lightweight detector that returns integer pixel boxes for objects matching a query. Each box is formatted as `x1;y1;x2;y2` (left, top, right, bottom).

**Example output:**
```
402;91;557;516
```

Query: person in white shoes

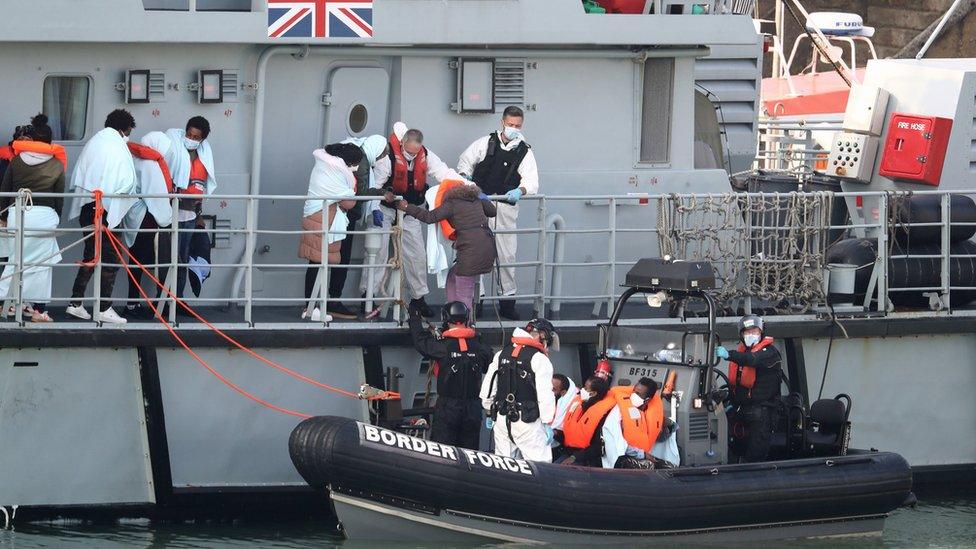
66;109;139;324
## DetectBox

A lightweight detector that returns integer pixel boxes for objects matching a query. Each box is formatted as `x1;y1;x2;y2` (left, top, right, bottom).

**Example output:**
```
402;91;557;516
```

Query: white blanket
424;185;451;288
67;127;138;228
164;128;217;194
123;131;175;247
0;205;62;303
342;134;388;223
305;149;355;244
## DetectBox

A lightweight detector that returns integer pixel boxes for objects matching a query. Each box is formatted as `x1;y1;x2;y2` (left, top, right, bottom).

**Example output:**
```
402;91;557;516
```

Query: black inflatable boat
289;416;912;543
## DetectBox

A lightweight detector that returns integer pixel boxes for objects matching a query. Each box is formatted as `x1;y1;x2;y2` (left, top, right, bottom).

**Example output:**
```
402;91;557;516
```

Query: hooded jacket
404;184;497;276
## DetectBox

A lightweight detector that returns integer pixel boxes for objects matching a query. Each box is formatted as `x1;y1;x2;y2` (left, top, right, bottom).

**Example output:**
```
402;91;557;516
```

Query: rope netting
657;192;834;308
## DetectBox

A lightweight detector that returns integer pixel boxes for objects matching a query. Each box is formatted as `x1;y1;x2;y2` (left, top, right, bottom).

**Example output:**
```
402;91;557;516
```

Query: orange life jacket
728;336;775;392
183;156;208;195
430;326;476;377
434;179;465;241
11;141;68;169
613;385;664;452
389;132;427;195
510;336;547;357
561;393;617;449
127;142;174;192
0;145;12;162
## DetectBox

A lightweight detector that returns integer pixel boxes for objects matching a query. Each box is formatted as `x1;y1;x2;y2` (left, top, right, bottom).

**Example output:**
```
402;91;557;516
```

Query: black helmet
441;301;470;326
738;314;764;334
525;318;559;350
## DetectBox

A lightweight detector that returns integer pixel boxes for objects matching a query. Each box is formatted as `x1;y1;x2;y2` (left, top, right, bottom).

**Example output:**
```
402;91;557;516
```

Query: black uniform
470;133;530;196
408;312;493;449
726;341;783;463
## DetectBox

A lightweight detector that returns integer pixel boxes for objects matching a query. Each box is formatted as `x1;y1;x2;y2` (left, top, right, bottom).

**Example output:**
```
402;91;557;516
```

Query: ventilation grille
148;71;166;100
493;59;525;112
222;70;240;102
688;412;709;440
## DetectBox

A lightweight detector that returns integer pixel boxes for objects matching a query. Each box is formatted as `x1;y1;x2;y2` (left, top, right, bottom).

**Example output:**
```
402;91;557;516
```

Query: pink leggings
445;266;476;314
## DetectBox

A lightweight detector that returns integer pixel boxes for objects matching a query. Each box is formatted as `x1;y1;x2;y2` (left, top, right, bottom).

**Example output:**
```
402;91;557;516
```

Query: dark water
1;489;973;548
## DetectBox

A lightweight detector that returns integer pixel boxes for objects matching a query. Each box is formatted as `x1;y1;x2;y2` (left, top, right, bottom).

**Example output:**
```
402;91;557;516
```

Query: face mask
184;137;201;151
630;393;647;408
503;126;522;141
579;389;592;402
402;151;416;162
743;333;761;347
121;135;130;143
349;164;360;172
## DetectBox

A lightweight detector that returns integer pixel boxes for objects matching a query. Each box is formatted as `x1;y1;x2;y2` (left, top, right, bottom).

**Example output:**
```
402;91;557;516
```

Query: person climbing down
387;182;496;314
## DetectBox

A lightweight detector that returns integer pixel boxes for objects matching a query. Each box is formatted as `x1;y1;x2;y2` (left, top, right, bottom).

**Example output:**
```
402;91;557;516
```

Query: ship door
324;67;390;144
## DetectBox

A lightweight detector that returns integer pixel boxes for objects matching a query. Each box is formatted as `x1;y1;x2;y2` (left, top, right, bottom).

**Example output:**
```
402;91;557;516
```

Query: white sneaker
302;307;332;322
97;307;128;324
66;304;92;320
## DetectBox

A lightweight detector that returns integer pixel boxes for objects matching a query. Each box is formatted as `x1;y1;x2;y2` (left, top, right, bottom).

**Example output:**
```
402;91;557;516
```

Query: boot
498;299;520;321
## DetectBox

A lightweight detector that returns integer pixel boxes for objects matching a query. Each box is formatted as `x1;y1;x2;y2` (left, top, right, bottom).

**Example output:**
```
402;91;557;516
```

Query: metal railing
0;188;974;328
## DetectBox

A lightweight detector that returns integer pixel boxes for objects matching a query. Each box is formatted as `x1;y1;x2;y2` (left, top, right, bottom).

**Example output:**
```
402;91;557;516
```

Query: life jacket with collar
127;142;174;192
434;326;483;399
389;132;427;196
562;392;616;449
12;141;68;169
471;132;530;196
612;386;664;453
729;336;780;404
490;336;546;423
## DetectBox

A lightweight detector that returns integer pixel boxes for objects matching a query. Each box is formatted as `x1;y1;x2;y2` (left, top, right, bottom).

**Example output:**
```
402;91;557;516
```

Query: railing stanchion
93;195;102;324
393;209;404;325
168;197;179;323
877;194;889;312
941;192;951;311
244;197;256;326
534;196;547;317
13;194;24;325
319;203;331;326
608;197;617;317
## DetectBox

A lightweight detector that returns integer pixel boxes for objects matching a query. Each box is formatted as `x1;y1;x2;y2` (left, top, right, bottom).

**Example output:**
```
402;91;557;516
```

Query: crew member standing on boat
714;314;783;463
408;300;493;449
377;122;467;318
481;318;558;462
457;106;538;321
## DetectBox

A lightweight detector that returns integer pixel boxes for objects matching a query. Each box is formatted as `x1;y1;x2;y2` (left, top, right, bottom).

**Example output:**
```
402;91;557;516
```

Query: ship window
42;76;90;142
639;58;674;164
348;104;368;135
142;0;189;10
196;0;253;11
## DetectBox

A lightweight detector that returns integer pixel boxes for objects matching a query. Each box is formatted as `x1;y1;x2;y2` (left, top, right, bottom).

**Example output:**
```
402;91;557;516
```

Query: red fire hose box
878;112;953;186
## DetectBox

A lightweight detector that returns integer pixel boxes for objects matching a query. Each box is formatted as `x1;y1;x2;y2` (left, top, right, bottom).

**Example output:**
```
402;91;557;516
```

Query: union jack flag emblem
267;0;373;39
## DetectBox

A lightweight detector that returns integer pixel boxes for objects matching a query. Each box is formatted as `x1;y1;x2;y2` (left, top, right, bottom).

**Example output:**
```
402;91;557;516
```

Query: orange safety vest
728;336;775;391
433;179;465;241
613;385;664;453
389;132;427;195
11;141;68;169
431;326;476;376
561;393;617;449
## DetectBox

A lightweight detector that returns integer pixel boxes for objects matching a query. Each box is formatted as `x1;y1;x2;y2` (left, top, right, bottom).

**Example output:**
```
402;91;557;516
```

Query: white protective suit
457;131;539;297
480;328;556;463
369;122;466;301
601;405;681;469
67;127;138;228
122;131;174;247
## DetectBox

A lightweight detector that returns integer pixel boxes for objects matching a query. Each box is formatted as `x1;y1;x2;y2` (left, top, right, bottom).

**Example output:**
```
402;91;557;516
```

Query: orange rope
78;190;104;267
104;228;312;419
102;224;400;404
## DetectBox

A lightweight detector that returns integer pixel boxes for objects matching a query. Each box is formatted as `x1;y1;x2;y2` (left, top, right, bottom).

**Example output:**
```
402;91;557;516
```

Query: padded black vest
471;133;530;196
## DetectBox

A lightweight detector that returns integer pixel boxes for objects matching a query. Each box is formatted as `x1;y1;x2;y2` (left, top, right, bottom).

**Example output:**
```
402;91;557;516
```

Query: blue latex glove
505;188;523;204
371;209;384;227
715;346;730;360
544;425;554;445
485;417;495;430
478;192;489;200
